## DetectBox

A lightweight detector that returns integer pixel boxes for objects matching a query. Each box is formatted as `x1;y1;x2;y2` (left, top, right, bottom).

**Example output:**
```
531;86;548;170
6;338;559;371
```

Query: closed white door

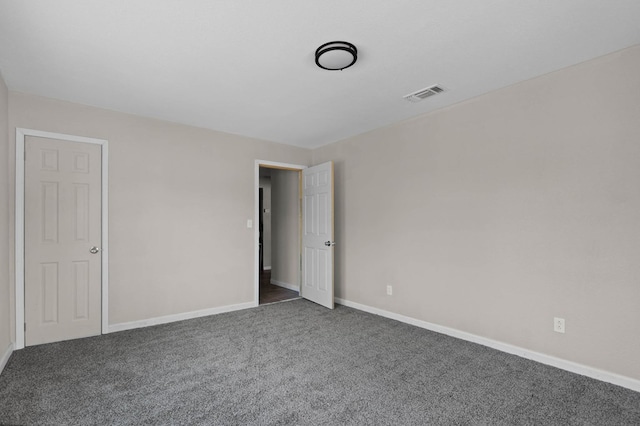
24;136;102;346
301;161;334;309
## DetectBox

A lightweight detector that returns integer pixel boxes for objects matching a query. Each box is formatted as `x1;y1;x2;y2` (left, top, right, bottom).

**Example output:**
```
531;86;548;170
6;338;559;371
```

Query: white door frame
254;160;306;306
15;128;109;349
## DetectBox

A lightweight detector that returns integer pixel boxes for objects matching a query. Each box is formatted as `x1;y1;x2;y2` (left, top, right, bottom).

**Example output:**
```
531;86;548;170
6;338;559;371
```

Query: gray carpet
1;299;639;425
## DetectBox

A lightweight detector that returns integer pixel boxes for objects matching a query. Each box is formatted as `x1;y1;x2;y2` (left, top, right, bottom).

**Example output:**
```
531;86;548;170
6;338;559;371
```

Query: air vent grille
404;85;446;103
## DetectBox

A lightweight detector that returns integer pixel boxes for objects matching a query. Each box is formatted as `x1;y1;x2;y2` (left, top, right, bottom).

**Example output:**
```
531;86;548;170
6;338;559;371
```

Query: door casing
15;128;109;350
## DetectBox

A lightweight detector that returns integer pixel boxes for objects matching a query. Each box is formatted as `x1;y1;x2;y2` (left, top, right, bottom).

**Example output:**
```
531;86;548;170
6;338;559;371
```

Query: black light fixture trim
315;41;358;71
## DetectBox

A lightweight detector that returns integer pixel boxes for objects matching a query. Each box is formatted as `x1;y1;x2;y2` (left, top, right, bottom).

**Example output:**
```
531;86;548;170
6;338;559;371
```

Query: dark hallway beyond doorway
259;270;299;304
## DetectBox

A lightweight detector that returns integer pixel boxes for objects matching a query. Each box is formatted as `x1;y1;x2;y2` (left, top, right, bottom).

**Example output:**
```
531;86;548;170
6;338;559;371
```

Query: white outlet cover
554;317;565;333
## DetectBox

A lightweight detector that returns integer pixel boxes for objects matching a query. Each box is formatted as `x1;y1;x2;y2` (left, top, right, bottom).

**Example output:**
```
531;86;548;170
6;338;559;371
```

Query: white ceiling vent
403;85;446;103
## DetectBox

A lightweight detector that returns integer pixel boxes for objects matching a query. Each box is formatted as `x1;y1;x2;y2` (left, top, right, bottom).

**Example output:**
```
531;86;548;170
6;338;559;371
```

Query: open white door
301;161;334;309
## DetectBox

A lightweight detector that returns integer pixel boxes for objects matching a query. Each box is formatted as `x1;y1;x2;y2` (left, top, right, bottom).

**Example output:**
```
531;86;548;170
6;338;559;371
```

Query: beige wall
8;93;310;327
313;45;640;380
271;169;300;288
0;72;10;356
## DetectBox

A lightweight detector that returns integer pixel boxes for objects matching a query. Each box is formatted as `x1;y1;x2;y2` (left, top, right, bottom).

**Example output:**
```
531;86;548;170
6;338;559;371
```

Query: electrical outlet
554;317;565;333
386;285;393;296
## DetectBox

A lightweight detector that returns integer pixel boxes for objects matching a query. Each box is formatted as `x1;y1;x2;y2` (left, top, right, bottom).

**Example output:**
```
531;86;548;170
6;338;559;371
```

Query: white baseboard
334;298;640;393
108;302;255;333
263;266;272;271
271;279;299;292
0;343;14;375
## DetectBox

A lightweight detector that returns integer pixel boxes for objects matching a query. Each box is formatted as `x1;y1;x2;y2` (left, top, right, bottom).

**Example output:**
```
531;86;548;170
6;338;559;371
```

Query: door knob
324;241;336;247
90;246;100;254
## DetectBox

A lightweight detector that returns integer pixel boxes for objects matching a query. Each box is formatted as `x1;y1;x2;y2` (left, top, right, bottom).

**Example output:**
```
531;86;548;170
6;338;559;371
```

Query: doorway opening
255;161;304;305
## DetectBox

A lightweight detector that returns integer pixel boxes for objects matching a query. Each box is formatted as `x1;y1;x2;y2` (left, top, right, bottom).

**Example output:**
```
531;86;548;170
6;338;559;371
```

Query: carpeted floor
1;299;639;425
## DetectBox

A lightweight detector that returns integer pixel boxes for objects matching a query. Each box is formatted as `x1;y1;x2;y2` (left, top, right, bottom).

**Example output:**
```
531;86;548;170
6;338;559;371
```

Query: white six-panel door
24;136;102;346
301;161;334;309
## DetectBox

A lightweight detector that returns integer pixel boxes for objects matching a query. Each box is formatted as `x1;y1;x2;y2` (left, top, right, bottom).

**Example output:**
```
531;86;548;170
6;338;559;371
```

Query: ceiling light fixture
315;41;358;71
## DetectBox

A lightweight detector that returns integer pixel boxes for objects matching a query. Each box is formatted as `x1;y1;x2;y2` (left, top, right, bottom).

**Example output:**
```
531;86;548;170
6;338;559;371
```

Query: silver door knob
324;241;336;247
90;246;100;254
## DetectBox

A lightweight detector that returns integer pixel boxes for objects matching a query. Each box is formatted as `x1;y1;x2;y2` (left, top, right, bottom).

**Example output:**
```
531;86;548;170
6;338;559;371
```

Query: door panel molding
15;128;109;349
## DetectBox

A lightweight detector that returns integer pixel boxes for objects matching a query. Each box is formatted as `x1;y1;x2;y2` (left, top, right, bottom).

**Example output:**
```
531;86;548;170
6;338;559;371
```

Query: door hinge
24;323;27;332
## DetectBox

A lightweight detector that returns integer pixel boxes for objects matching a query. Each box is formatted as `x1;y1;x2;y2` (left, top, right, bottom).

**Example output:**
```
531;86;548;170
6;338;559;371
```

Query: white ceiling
1;1;639;149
